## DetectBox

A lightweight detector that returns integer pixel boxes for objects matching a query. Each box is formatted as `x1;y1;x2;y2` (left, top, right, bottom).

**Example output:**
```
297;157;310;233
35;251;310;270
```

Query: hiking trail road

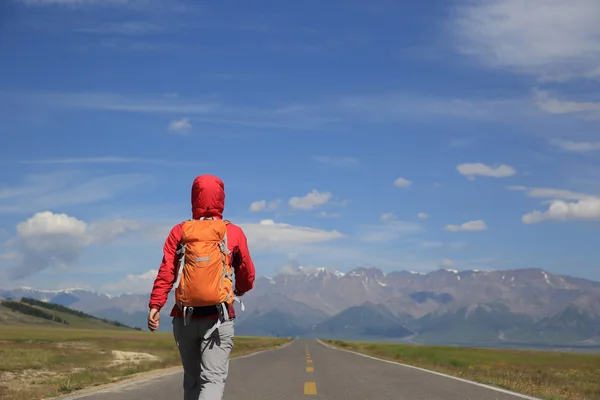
56;339;541;400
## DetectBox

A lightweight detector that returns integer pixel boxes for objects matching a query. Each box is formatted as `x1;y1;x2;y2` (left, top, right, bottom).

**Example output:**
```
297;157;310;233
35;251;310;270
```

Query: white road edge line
316;339;542;400
54;338;297;400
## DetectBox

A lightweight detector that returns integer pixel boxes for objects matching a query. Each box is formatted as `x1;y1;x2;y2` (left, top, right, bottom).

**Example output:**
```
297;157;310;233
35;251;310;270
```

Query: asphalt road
58;339;540;400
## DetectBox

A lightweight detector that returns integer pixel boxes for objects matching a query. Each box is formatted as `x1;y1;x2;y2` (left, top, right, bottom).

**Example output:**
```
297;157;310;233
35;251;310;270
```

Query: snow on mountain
2;267;600;345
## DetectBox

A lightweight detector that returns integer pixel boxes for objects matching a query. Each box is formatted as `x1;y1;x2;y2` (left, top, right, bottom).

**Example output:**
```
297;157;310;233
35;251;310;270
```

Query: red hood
191;174;225;219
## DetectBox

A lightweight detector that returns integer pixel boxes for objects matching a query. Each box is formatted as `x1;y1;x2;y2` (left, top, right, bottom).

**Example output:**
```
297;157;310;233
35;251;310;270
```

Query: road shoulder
50;339;296;400
316;339;541;400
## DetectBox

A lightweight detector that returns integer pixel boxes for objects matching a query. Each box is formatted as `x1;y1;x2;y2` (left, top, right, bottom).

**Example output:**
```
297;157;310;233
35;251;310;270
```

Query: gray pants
172;317;234;400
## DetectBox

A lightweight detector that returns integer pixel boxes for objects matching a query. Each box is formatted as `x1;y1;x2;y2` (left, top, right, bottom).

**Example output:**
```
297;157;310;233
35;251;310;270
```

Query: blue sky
1;0;599;294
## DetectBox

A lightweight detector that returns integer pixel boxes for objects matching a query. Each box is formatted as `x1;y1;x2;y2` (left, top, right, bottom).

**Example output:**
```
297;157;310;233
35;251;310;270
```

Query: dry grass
0;326;291;400
324;339;600;400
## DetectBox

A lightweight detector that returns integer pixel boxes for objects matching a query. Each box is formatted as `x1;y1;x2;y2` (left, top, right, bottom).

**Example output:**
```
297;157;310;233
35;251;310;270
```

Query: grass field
324;339;600;400
0;326;292;400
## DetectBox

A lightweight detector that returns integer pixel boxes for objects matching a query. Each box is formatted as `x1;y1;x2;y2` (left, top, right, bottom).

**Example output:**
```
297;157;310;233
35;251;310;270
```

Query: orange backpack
174;218;234;308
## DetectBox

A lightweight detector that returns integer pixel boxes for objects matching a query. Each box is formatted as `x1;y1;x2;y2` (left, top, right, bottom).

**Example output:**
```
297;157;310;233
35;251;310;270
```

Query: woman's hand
148;308;160;332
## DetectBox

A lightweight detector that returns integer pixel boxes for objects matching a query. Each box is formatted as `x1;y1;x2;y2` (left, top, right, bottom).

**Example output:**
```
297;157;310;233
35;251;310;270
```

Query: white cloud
445;220;488;232
168;118;192;134
5;211;140;280
457;163;516;180
238;219;345;251
393;177;412;187
289;189;332;210
313;156;359;168
417;212;429;220
250;199;280;212
550;139;600;153
380;212;396;221
102;269;158;294
249;200;266;212
522;197;600;224
453;0;600;78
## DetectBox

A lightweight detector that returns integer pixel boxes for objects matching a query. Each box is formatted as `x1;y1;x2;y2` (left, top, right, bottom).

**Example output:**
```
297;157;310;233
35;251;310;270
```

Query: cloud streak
19;0;137;6
75;21;161;36
509;185;600;224
358;220;423;243
3;90;533;131
19;157;193;166
507;185;592;201
533;89;600;117
0;171;151;214
550;139;600;153
444;220;488;232
457;163;517;180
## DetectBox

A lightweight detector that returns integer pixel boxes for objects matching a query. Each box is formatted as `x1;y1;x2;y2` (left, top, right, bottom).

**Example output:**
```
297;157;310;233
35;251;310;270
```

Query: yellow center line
304;381;317;395
304;343;316;394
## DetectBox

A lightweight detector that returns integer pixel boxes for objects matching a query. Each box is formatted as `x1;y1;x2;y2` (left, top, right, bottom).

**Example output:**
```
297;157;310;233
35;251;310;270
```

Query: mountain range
2;267;600;350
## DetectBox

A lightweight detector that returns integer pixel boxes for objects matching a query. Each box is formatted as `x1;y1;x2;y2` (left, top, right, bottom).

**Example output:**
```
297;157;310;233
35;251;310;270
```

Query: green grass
324;339;600;400
0;326;292;400
0;300;136;330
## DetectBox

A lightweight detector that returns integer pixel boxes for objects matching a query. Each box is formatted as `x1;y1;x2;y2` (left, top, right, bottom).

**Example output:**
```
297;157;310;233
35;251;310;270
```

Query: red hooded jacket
148;174;255;320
